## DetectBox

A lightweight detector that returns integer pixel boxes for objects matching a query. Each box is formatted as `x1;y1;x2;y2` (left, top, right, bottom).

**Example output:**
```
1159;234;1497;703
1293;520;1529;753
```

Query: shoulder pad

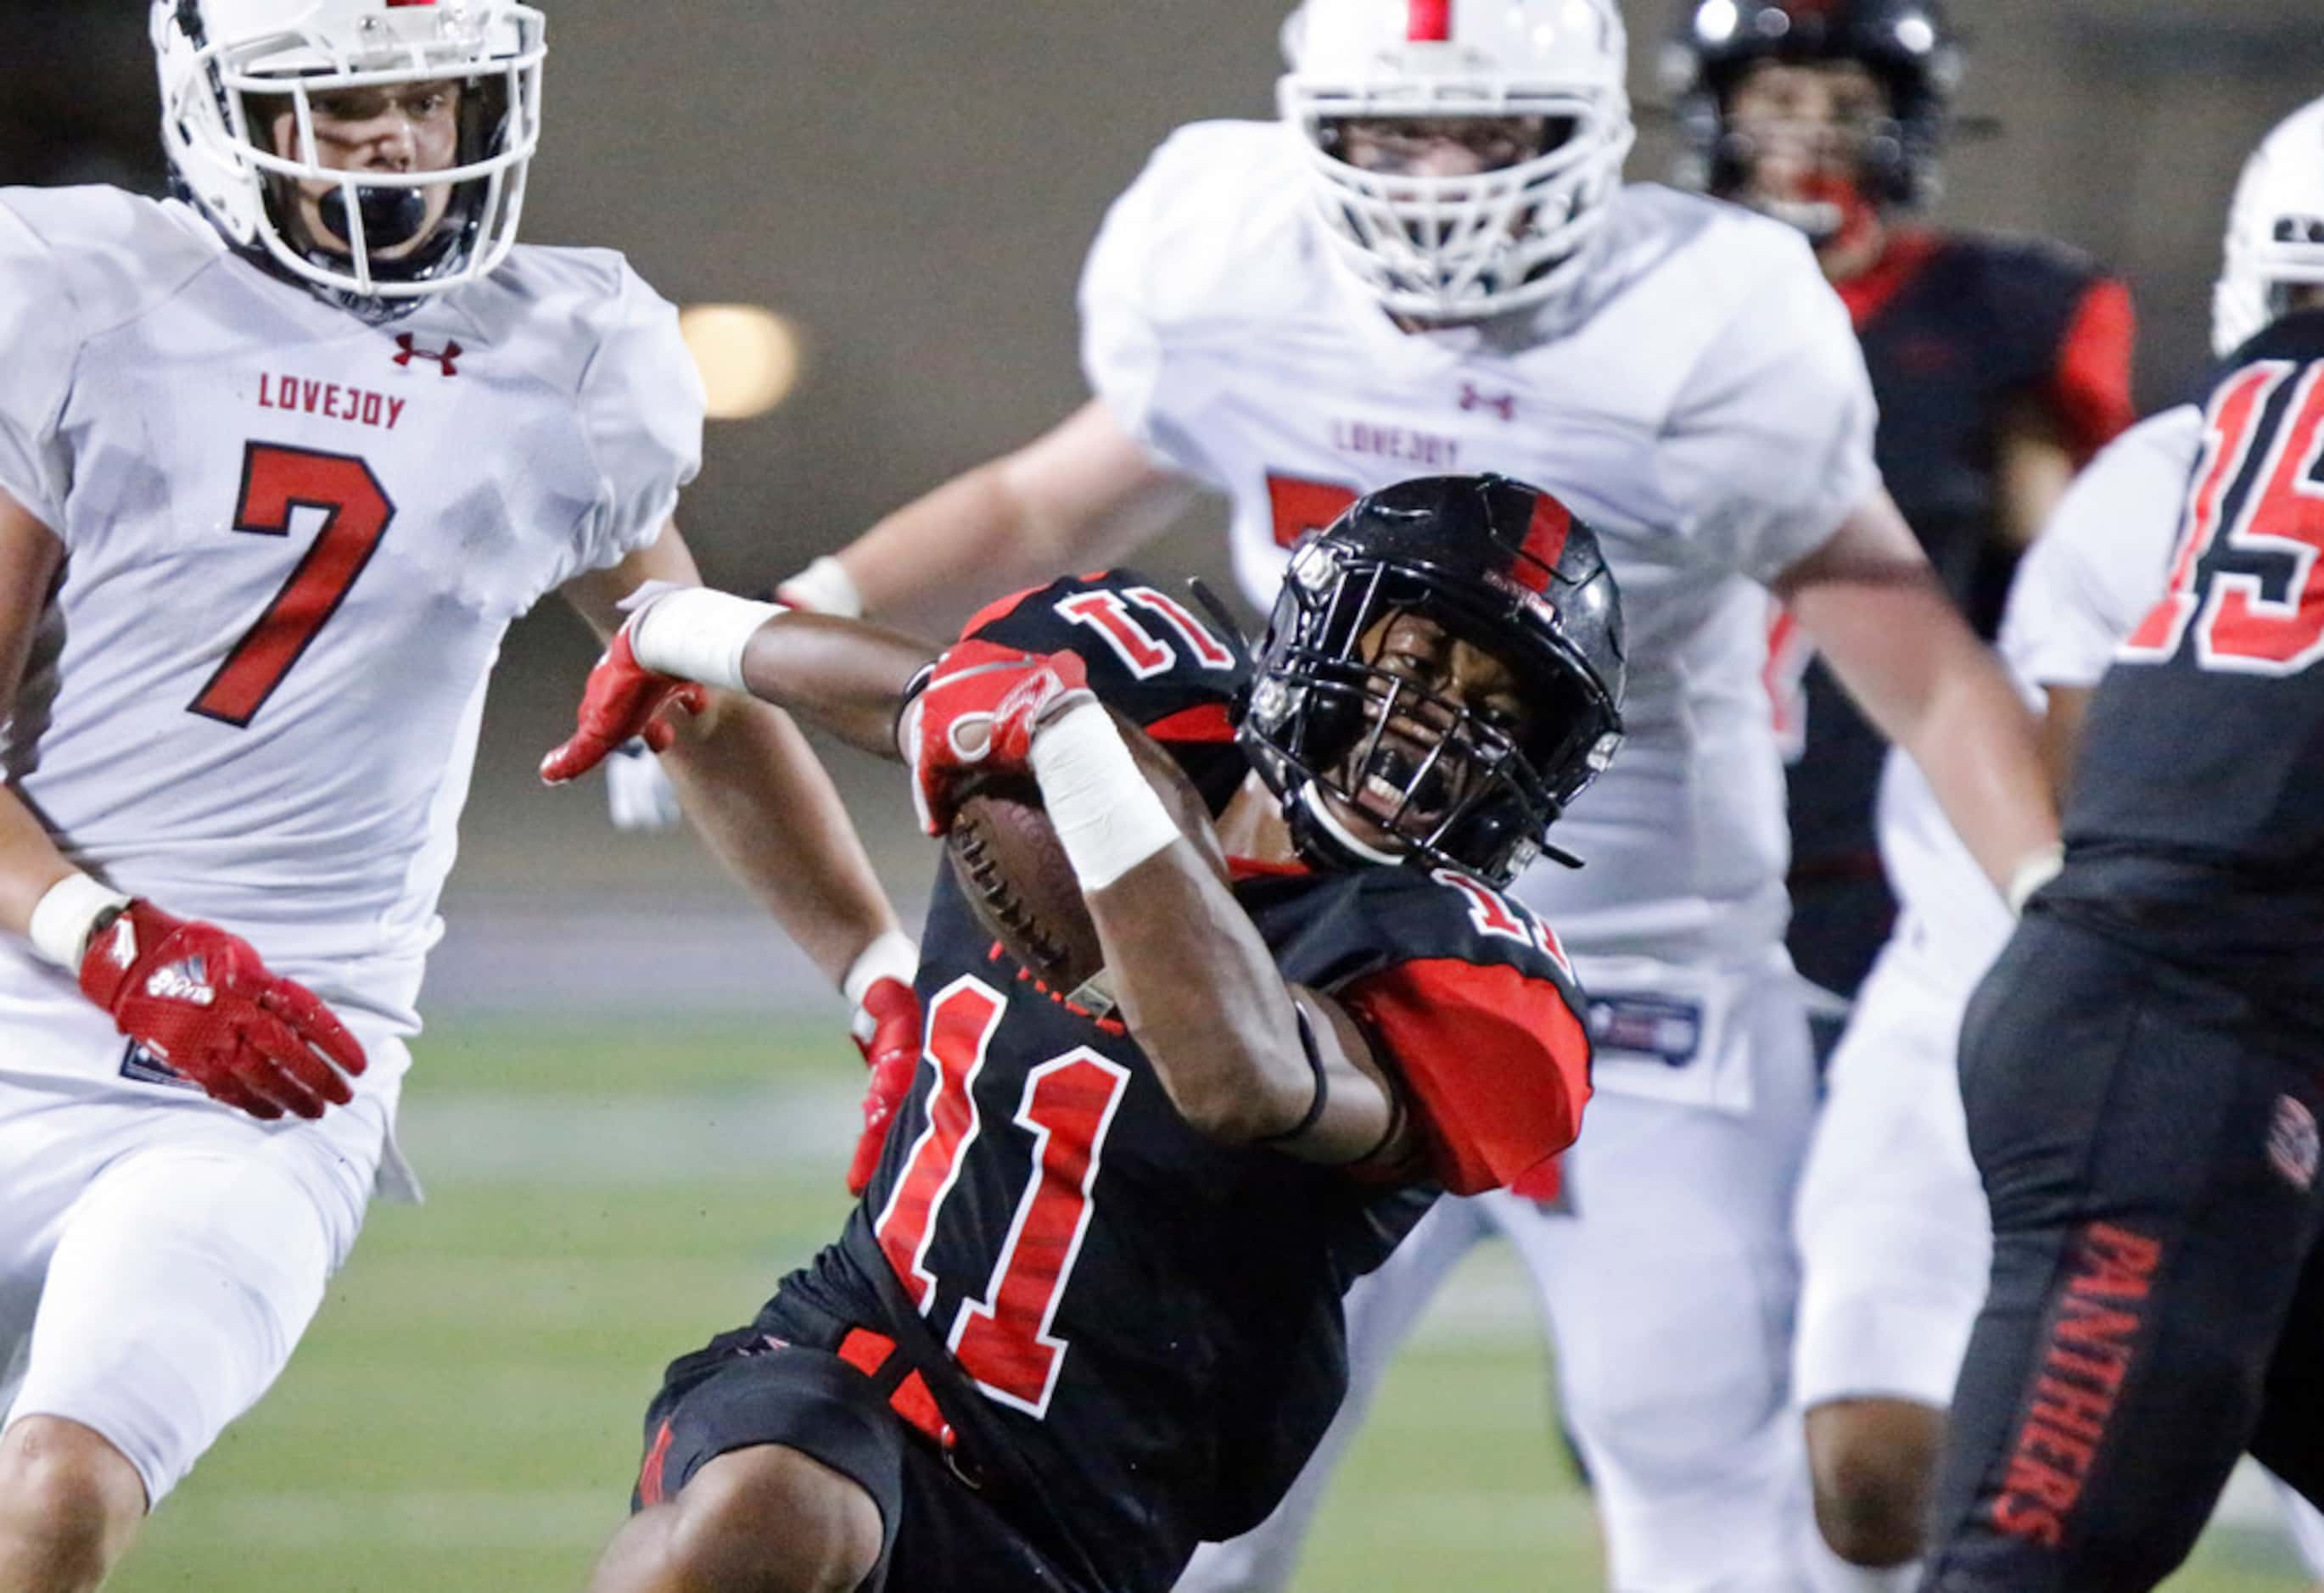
960;570;1250;774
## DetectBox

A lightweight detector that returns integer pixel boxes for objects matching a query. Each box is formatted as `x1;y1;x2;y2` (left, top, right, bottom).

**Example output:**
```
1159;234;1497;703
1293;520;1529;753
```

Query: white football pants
0;1066;389;1505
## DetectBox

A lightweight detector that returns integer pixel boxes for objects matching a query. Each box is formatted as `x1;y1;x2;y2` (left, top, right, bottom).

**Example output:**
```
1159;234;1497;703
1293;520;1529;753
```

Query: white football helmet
2215;95;2324;359
154;0;546;308
1279;0;1635;322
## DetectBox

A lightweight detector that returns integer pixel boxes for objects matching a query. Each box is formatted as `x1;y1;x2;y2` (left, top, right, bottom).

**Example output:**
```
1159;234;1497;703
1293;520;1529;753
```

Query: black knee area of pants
635;1332;905;1587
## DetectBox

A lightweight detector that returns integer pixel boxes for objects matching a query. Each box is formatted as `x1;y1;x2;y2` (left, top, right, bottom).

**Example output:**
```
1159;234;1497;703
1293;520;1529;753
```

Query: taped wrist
29;873;132;970
628;588;786;692
1027;702;1182;891
2005;841;2065;916
781;556;865;619
843;930;920;1009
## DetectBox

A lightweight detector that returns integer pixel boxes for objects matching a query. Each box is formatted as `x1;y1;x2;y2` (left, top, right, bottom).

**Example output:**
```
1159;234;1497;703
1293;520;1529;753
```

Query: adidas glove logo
146;955;216;1007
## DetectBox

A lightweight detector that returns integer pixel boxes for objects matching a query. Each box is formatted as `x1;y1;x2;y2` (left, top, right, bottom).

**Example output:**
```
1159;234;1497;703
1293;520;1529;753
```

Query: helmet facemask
1285;96;1635;322
1278;0;1636;325
155;0;545;316
1245;548;1621;886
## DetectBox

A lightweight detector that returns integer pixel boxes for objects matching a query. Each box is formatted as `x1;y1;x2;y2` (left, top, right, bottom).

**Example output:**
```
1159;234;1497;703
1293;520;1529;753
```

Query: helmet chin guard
1240;474;1626;887
1279;0;1635;325
154;0;546;312
2214;96;2324;360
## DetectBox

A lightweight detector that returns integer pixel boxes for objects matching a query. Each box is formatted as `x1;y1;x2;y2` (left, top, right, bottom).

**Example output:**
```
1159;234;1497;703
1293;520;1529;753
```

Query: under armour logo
394;333;463;377
1459;383;1515;422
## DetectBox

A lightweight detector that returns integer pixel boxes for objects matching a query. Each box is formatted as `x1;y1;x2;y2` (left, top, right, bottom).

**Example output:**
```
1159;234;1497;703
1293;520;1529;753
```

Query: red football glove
79;901;367;1121
846;975;922;1197
897;640;1093;835
540;623;709;785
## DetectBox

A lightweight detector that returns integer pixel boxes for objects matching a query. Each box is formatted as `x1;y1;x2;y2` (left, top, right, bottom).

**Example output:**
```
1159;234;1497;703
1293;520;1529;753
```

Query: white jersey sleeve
0;201;76;529
2000;404;2204;690
1652;226;1883;587
1077;124;1277;491
571;260;705;575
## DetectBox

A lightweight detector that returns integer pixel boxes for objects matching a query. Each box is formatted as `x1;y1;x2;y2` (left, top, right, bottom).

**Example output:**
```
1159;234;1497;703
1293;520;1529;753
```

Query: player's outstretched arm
1026;700;1408;1165
560;524;917;990
1777;488;2060;902
0;489;366;1120
784;399;1200;630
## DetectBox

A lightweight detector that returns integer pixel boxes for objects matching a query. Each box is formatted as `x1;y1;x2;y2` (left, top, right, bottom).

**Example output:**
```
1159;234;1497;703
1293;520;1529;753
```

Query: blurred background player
1922;92;2324;1590
0;3;915;1589
1661;3;2136;1583
714;1;2062;1586
1664;0;2135;1026
548;478;1612;1593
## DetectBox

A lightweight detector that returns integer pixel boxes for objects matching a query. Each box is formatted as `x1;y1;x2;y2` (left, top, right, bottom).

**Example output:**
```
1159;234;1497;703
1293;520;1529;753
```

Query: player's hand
897;640;1094;835
846;975;921;1196
541;621;709;785
78;901;367;1121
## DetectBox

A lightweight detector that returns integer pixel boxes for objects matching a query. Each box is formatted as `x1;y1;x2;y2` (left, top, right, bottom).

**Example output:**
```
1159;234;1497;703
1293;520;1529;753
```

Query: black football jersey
1784;231;2134;987
2045;310;2324;1011
765;572;1592;1592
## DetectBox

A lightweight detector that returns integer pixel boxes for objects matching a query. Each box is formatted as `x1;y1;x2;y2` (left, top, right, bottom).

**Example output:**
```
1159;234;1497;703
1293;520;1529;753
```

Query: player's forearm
736;612;933;762
1828;600;2058;892
1085;849;1317;1143
0;783;84;941
835;461;1074;630
830;400;1196;630
1026;701;1315;1143
658;697;903;987
1897;651;2058;892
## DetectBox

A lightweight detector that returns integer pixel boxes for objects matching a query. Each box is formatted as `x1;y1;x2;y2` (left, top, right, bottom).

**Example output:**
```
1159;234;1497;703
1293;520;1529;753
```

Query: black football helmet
1240;474;1625;886
1662;0;1960;215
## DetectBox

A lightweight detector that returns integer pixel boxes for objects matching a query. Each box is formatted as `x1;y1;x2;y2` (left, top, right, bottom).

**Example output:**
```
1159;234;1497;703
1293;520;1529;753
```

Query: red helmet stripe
1515;494;1572;593
1408;0;1452;42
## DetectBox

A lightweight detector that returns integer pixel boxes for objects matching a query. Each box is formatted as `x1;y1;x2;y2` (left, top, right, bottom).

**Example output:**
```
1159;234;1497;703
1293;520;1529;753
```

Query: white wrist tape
1028;702;1183;892
628;588;786;693
2005;841;2065;917
780;556;865;619
29;873;131;970
842;929;920;1008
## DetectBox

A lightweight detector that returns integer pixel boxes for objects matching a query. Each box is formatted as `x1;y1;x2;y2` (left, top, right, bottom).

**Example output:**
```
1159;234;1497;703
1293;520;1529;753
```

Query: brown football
945;712;1225;1009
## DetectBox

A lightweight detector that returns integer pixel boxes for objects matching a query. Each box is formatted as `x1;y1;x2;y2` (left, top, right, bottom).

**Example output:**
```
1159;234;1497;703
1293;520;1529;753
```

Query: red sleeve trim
1341;958;1592;1198
957;584;1047;644
2048;277;2137;465
1142;701;1235;743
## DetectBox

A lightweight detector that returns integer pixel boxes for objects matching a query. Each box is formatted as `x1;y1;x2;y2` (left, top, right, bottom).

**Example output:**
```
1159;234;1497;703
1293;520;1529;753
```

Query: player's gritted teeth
1324;610;1525;844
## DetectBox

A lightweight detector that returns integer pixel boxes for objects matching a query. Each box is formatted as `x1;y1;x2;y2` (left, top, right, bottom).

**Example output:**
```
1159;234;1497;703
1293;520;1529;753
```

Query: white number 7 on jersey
189;442;396;728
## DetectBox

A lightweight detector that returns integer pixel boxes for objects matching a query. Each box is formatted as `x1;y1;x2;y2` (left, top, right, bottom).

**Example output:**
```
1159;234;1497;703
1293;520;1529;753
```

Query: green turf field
109;1018;2312;1591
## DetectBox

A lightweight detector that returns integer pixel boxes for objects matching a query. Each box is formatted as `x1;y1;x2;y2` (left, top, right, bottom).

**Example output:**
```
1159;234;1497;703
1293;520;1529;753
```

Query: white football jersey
1875;405;2205;990
1080;121;1881;975
0;187;703;1091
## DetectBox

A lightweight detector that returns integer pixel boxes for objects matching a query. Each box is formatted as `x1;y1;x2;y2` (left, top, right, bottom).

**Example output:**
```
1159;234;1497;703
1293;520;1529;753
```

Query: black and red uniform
1775;229;2136;1003
1925;310;2324;1590
630;572;1593;1592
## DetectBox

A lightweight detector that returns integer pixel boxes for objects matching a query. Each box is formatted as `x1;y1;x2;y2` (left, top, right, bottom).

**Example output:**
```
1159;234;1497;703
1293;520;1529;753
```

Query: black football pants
1923;908;2324;1591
